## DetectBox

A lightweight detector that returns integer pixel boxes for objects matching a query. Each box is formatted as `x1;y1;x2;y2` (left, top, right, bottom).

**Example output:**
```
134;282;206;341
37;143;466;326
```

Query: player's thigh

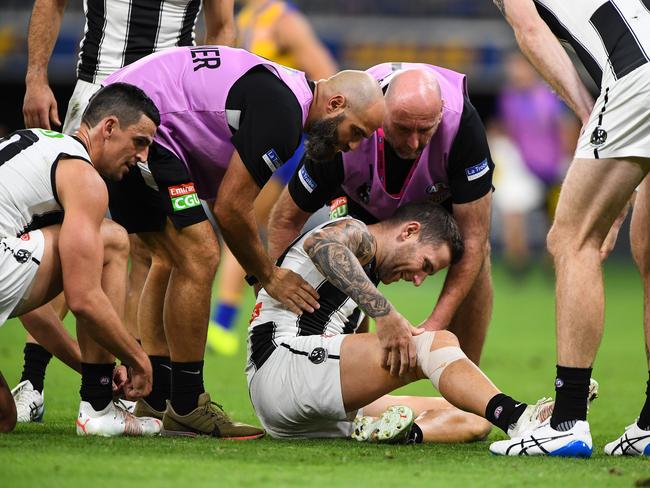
551;156;650;245
10;226;63;317
339;333;416;412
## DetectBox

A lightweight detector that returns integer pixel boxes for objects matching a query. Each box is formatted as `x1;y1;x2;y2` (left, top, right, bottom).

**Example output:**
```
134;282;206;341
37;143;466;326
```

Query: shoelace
204;401;232;424
114;402;144;435
532;398;554;424
14;389;40;420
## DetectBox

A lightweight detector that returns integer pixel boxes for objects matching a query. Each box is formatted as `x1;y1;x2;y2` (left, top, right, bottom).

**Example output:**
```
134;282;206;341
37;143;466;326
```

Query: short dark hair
384;202;464;264
82;82;160;128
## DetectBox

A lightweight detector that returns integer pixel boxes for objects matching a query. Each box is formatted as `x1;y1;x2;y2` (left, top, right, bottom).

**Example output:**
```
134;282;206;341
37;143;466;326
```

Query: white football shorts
0;230;45;325
248;333;357;439
576;64;650;160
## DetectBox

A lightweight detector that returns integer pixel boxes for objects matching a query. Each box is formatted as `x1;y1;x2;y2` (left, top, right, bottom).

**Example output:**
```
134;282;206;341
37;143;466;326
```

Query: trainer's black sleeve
448;97;494;204
287;154;345;213
226;66;305;188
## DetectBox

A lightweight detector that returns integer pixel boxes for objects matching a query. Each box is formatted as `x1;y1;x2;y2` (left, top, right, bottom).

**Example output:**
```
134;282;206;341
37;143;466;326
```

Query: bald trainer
268;62;494;368
102;46;384;435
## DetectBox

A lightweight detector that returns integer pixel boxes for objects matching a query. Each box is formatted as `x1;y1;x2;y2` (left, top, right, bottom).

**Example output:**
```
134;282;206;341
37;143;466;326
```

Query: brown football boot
133;399;165;421
162;392;265;439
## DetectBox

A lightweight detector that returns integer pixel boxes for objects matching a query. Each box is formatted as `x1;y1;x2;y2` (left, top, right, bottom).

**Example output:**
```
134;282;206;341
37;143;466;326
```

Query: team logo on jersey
20;233;30;241
262;149;283;172
13;249;32;264
329;196;348;219
465;159;489;181
298;166;317;193
590;127;608;146
425;182;450;204
309;347;328;364
168;183;200;212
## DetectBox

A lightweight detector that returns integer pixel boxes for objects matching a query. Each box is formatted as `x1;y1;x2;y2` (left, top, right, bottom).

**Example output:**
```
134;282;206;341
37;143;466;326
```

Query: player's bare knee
129;234;152;267
174;241;219;283
101;220;130;258
468;417;492;441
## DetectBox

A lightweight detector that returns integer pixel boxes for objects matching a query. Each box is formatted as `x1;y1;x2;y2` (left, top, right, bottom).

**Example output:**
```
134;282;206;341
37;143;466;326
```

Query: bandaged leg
413;330;501;417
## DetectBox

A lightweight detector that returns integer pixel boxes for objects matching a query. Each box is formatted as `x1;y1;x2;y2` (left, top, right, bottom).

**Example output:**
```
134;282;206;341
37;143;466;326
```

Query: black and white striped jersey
0;130;91;238
533;0;650;88
77;0;202;83
246;217;378;373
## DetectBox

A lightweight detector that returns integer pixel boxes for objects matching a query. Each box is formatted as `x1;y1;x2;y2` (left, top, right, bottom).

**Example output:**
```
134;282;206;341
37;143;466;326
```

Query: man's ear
400;221;421;241
327;94;346;114
101;116;119;139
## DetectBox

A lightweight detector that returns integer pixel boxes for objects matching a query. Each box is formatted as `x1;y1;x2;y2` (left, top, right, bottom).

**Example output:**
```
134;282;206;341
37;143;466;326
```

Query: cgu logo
172;193;200;211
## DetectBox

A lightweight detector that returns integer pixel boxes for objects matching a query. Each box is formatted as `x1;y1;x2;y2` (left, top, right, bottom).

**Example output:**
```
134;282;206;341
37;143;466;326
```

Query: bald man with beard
268;63;494;367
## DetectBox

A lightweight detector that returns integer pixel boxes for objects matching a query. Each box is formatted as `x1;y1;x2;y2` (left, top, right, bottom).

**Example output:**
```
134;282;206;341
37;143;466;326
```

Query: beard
304;113;345;162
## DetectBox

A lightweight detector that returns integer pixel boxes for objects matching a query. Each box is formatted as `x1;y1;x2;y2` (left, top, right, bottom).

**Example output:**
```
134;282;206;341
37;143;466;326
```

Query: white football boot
76;400;162;437
11;380;45;423
352;405;415;444
490;420;593;457
508;378;599;438
604;421;650;456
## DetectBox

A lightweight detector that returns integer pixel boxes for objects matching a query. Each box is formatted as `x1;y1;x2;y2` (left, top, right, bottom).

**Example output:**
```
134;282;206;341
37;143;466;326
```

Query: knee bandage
413;332;468;390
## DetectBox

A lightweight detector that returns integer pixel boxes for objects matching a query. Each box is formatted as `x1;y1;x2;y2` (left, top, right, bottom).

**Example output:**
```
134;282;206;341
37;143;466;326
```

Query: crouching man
247;202;545;443
0;83;161;436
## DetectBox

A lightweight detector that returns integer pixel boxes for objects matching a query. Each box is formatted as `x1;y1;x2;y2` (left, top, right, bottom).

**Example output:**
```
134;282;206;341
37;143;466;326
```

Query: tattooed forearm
493;0;506;16
304;220;390;317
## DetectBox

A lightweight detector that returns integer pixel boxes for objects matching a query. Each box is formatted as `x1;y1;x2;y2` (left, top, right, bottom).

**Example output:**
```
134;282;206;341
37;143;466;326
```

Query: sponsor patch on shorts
329;196;348;219
465;158;489;181
168;183;200;212
298;166;317;193
262;148;283;172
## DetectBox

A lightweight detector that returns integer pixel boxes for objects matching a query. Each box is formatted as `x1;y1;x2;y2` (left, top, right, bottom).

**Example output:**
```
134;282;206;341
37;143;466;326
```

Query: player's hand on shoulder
375;309;422;378
23;81;60;130
264;266;320;315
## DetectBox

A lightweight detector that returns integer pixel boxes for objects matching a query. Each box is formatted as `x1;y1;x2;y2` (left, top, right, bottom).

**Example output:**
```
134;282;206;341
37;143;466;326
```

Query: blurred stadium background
1;3;648;482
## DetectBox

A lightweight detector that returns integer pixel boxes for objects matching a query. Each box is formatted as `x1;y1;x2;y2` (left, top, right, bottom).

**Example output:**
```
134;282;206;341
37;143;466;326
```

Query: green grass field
1;260;650;487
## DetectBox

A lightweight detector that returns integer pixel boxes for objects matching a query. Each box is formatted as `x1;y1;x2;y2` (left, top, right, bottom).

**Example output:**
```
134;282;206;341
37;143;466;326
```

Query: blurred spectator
492;52;579;277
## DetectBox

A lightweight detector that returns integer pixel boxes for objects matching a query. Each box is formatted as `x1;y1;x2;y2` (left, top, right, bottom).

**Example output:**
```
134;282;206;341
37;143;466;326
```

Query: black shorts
107;142;208;234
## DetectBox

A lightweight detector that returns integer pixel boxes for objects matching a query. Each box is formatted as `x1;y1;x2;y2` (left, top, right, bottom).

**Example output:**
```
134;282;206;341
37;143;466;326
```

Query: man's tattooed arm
303;219;390;318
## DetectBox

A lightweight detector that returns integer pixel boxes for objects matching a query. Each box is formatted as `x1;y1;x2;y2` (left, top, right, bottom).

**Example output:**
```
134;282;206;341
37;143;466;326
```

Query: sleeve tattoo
303;220;391;318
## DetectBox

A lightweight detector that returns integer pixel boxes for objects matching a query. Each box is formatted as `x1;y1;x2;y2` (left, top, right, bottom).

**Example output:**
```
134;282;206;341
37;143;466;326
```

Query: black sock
171;360;205;416
20;343;52;393
485;393;527;434
144;356;171;411
80;363;114;411
405;422;424;444
550;365;592;431
637;372;650;430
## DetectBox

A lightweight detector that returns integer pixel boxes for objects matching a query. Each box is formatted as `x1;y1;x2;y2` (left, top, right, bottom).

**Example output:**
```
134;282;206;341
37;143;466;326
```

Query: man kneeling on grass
246;202;550;443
